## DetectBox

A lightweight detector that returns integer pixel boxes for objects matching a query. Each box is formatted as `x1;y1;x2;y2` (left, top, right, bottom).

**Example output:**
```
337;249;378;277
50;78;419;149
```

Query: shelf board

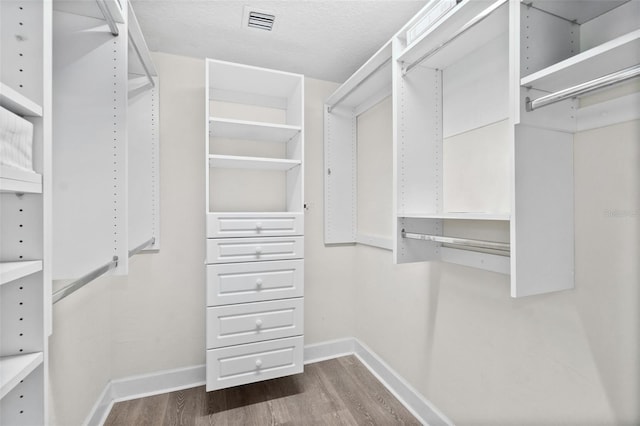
209;155;301;171
53;0;124;23
521;29;640;93
0;261;43;286
398;212;511;221
397;0;508;70
325;41;392;111
0;166;42;194
0;83;43;117
209;117;301;143
0;352;44;399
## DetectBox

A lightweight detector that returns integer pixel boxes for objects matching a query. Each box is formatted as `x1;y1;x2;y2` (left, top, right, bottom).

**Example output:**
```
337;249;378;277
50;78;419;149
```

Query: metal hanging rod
95;0;119;36
402;230;510;252
128;237;156;258
402;0;508;76
327;57;392;113
52;256;119;304
526;65;640;112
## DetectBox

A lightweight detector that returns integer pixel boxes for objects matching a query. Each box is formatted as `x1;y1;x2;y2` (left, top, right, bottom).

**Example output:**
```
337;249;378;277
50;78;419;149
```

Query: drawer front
207;298;303;348
207;213;303;238
206;237;304;264
207;260;304;306
206;336;303;391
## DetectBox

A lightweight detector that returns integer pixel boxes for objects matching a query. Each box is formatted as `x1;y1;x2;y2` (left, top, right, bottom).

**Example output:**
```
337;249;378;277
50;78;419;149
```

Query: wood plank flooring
104;355;420;425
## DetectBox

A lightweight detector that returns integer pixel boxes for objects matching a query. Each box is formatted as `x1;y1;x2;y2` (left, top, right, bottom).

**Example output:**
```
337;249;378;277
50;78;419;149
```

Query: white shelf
521;29;640;92
397;0;507;70
209;117;301;143
0;83;43;117
0;166;42;194
398;212;511;221
325;41;392;112
0;261;43;286
53;0;124;23
209;154;301;171
0;352;43;399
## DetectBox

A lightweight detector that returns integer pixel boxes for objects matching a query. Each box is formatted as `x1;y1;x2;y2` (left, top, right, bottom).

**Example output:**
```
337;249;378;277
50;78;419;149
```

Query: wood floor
104;355;420;425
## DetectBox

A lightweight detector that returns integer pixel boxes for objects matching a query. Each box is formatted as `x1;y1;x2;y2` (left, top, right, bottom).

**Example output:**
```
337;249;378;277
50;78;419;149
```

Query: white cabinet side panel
324;107;356;244
512;125;574;297
52;11;128;278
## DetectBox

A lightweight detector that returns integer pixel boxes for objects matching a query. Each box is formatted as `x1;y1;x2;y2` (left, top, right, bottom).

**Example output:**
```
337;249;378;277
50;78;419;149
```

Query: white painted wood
52;10;129;278
512;125;574;297
0;261;42;286
0;83;42;117
209;154;301;171
0;353;43;400
0;166;42;194
440;247;510;275
398;0;506;70
303;338;356;364
207;259;304;306
528;0;627;24
206;336;304;391
210;117;301;143
355;234;393;251
0;360;44;425
580;0;640;52
399;212;510;220
324;106;357;244
326;41;392;111
206;236;304;264
207;212;303;238
127;2;157;79
206;298;304;349
521;30;640;93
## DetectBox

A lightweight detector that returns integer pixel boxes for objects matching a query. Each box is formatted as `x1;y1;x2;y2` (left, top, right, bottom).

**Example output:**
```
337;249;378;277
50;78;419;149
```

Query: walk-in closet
1;0;638;424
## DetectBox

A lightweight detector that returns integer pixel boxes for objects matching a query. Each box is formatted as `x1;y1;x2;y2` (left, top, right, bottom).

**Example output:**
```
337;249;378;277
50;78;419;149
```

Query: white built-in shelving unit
0;0;51;422
205;59;305;391
324;0;640;297
51;0;159;291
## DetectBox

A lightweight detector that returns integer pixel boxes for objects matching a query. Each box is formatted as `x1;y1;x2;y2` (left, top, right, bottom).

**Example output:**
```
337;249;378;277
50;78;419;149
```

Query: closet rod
402;0;507;76
52;256;119;304
402;230;510;252
95;0;119;36
327;57;391;113
128;237;156;258
526;65;640;111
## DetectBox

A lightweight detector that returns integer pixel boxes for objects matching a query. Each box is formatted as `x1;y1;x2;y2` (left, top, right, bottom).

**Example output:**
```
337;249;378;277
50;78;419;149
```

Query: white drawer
207;298;303;349
207;213;303;238
206;336;304;391
206;236;304;264
207;260;304;306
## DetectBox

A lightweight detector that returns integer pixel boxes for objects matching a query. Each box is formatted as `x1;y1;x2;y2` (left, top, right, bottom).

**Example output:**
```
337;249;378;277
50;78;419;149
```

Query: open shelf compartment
0;261;43;286
0;353;43;400
209;117;301;143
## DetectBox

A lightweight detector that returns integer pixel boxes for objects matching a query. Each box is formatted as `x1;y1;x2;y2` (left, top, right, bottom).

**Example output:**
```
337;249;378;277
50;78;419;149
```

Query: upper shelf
0;352;44;399
0;166;42;194
209;117;301;143
207;59;303;110
325;41;392;113
0;83;43;117
53;0;124;23
0;261;43;286
209;155;301;171
521;29;640;92
399;212;511;221
397;0;508;71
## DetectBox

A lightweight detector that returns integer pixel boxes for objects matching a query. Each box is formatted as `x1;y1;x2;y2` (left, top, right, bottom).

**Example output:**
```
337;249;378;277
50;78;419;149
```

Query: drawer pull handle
255;246;263;255
255;359;262;368
256;278;263;288
256;222;263;231
255;319;263;328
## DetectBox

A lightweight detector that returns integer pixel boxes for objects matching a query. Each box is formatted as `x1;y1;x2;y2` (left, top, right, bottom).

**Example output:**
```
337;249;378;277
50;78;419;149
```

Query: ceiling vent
243;6;275;31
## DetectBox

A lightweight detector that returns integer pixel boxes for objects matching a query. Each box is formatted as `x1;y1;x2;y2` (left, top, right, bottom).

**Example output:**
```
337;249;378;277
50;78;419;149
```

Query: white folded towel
0;105;34;173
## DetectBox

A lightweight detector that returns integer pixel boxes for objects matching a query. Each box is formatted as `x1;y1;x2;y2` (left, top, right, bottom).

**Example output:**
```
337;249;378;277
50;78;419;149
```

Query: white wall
353;94;639;424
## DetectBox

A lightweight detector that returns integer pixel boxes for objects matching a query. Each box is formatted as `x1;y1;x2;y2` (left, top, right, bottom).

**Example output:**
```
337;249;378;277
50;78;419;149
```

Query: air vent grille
248;11;275;31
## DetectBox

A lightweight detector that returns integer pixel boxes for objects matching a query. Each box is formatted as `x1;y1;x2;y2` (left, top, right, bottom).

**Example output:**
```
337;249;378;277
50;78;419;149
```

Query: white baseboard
85;338;451;426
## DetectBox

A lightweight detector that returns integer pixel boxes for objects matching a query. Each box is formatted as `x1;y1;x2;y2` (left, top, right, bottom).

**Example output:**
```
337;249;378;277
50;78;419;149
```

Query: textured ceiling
130;0;426;82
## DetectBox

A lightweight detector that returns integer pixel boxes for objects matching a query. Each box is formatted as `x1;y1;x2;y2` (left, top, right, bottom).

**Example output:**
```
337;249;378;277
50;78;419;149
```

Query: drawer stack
204;59;305;391
205;214;305;390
